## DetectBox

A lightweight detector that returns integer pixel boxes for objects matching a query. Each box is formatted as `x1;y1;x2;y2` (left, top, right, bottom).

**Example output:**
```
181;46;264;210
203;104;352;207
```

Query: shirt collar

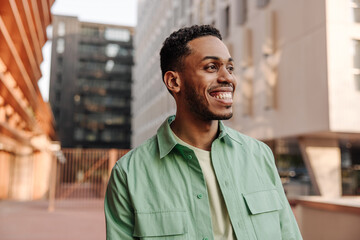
157;116;178;159
157;115;230;159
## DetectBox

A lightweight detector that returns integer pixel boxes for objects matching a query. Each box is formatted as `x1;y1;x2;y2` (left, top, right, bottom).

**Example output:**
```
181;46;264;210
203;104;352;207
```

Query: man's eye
205;64;217;71
227;65;234;72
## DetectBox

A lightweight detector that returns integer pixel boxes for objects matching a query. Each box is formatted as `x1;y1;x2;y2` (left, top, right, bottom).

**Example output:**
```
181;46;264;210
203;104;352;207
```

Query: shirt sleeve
263;144;303;240
104;163;136;240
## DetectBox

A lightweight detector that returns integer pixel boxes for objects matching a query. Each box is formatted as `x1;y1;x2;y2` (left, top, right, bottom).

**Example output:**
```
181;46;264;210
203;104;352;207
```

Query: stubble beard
184;86;233;121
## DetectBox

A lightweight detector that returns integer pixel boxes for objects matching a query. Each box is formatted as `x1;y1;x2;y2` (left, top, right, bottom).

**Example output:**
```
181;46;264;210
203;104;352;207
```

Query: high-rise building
133;0;360;197
49;15;133;149
0;0;56;200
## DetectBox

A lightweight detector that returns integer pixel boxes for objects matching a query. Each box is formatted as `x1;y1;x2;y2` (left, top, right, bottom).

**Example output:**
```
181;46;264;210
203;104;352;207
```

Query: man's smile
209;92;232;99
208;86;234;104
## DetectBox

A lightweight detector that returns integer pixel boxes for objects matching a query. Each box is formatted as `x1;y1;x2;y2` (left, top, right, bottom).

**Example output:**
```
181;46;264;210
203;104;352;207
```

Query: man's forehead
187;36;231;60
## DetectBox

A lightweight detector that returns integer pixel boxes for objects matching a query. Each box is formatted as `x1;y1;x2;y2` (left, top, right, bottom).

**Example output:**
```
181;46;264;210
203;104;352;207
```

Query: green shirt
104;116;302;240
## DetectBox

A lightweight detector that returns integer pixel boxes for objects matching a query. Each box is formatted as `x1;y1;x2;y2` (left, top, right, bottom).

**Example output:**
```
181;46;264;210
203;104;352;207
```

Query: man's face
178;36;237;121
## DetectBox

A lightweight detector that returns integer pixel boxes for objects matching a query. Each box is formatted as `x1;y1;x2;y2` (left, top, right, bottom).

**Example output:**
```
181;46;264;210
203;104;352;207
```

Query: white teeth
213;93;232;99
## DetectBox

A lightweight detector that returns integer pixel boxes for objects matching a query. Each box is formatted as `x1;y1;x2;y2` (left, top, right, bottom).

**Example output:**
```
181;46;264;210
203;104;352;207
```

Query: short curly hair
160;25;222;80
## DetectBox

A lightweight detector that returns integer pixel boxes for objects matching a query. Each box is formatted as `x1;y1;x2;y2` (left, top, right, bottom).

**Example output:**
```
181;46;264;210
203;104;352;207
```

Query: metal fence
48;149;129;211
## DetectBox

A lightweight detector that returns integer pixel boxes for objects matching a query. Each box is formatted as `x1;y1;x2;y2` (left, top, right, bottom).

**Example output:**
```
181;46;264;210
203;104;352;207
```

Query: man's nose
217;66;235;84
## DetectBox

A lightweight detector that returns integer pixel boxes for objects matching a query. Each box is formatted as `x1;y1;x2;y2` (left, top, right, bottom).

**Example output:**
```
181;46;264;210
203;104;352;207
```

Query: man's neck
170;112;219;151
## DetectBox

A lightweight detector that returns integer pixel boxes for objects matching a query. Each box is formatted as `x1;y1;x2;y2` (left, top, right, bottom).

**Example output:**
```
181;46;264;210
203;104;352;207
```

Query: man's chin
202;112;233;121
215;113;233;120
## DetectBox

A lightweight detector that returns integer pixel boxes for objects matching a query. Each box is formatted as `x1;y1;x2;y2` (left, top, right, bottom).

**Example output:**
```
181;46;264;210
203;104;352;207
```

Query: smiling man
105;25;302;240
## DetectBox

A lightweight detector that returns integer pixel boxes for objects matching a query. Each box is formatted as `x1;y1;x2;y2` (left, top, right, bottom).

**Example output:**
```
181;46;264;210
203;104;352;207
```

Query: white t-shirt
172;131;236;240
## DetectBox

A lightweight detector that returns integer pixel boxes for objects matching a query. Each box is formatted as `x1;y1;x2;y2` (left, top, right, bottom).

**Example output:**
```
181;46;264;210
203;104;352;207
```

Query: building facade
0;0;56;200
49;15;133;149
133;0;360;197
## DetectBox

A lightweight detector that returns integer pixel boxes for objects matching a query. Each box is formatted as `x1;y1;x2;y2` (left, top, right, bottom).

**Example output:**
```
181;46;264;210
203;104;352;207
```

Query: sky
38;0;137;101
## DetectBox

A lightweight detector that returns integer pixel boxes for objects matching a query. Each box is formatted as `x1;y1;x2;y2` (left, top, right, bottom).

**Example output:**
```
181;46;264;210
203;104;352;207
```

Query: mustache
208;83;234;92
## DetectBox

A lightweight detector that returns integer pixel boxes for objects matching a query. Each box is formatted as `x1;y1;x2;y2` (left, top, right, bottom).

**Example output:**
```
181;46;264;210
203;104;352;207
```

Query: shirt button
197;194;203;199
187;155;192;160
203;238;209;240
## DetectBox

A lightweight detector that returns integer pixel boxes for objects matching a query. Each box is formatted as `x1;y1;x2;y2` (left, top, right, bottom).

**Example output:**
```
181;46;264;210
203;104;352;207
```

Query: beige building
133;0;360;198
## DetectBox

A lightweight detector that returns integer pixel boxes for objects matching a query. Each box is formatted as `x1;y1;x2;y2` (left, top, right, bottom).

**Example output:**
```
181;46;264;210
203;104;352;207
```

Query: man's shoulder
224;125;268;148
115;135;159;172
224;126;276;172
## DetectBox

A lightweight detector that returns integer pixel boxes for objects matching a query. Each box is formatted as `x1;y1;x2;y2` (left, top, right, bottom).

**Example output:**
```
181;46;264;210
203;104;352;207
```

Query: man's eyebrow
201;56;234;62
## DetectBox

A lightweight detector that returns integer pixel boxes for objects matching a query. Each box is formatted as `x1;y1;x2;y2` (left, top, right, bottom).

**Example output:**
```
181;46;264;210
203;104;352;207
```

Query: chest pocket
243;189;283;240
133;210;188;240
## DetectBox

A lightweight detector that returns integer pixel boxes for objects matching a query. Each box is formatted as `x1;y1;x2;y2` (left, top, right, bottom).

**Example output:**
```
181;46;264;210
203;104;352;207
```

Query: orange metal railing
48;148;129;211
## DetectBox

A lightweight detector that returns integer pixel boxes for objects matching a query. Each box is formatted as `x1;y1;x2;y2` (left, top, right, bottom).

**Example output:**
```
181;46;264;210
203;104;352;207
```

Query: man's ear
164;71;181;94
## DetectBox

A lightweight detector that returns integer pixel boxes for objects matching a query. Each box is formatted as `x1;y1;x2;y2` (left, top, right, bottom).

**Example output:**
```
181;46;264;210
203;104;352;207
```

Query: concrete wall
133;0;337;146
32;151;53;199
0;151;12;199
0;150;54;200
326;0;360;133
228;0;330;141
295;198;360;240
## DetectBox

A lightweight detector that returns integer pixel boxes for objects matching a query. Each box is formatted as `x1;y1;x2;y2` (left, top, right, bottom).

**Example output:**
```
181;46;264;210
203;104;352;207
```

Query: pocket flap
243;189;283;215
133;210;187;237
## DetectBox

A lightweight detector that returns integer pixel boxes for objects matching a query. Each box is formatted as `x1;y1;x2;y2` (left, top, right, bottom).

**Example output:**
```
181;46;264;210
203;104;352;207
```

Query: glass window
85;132;97;141
353;39;360;69
112;63;130;73
354;73;360;91
79;44;102;55
105;115;125;125
56;38;64;53
58;22;65;36
208;0;216;14
79;61;106;71
105;60;115;72
83;96;127;108
74;128;84;141
199;0;205;24
105;44;120;57
78;78;127;90
119;47;130;56
74;94;81;103
55;91;61;102
104;28;130;42
174;6;179;26
81;26;100;37
101;130;112;142
235;0;247;25
225;6;230;37
104;44;130;57
54;109;60;119
257;0;270;8
110;80;131;90
56;74;62;84
104;61;130;73
352;0;360;23
100;129;125;142
58;57;63;67
353;39;360;91
219;6;230;38
180;0;186;17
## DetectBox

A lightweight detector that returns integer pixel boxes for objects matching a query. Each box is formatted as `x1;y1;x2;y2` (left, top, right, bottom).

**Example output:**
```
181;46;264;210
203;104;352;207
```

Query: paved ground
0;200;105;240
0;199;299;240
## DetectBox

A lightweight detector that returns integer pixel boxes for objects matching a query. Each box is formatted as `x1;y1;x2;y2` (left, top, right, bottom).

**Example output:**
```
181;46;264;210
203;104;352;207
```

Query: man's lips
209;91;233;99
208;87;234;101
